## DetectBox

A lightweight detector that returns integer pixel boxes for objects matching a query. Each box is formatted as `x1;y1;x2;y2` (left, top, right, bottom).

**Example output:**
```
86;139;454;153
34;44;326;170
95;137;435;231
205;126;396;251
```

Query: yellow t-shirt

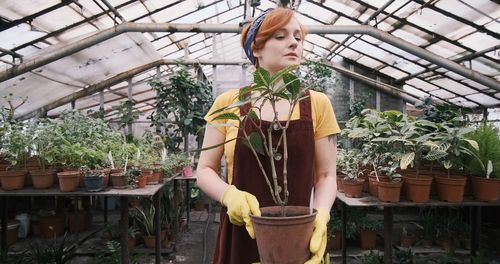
204;89;340;184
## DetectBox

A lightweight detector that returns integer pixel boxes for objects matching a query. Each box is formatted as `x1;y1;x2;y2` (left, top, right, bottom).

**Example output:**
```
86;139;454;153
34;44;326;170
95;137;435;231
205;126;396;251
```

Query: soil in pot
250;206;316;264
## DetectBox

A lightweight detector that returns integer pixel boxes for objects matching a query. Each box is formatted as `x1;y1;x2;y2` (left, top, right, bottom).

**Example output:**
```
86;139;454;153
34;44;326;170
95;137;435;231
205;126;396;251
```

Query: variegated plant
207;65;309;207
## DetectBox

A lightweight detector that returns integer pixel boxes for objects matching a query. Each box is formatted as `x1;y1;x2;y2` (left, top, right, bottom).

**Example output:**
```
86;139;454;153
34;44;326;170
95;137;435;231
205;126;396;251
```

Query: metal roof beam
16;58;421;120
3;22;496;91
0;0;72;31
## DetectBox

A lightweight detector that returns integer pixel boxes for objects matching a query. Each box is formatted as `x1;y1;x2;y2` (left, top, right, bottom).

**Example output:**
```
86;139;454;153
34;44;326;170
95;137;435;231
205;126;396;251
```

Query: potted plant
356;215;382;250
373;157;403;203
337;148;365;198
414;209;436;248
125;167;142;189
400;226;417;248
205;65;317;262
462;123;500;202
394;248;415;264
0;109;30;190
81;166;105;192
132;203;157;248
354;251;383;264
29;120;59;189
429;121;477;202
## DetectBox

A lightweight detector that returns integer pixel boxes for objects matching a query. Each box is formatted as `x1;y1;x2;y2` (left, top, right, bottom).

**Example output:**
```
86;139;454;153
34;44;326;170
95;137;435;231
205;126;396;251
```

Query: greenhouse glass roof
0;0;499;120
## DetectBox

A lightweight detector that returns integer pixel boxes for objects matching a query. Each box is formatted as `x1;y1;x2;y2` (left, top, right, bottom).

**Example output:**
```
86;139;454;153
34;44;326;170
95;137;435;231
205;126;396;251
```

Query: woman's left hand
305;208;330;264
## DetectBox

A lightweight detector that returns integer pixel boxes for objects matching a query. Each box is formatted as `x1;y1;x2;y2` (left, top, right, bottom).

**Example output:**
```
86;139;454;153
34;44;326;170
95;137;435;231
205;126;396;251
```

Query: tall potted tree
205;65;318;263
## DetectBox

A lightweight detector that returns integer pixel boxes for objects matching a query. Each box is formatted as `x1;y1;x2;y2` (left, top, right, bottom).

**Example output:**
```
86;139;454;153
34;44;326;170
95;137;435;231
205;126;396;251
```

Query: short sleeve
204;89;239;135
312;91;341;140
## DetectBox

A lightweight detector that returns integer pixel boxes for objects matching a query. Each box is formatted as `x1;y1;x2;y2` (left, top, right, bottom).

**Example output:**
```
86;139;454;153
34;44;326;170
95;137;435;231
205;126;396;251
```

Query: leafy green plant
205;65;310;208
111;99;144;131
25;235;77;264
462;123;500;178
355;251;383;264
132;202;156;236
356;216;382;231
124;167;141;188
414;209;437;241
92;240;145;264
337;148;363;181
149;64;213;152
395;248;415;264
0;248;27;264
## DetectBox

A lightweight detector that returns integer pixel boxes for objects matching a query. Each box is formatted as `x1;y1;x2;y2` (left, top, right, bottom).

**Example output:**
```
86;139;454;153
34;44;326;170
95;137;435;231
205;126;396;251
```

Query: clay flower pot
250;206;316;264
471;176;500;202
359;229;377;249
402;175;433;203
29;169;56;189
0;170;27;190
377;180;402;203
435;175;466;202
341;178;365;198
57;171;80;192
110;173;127;189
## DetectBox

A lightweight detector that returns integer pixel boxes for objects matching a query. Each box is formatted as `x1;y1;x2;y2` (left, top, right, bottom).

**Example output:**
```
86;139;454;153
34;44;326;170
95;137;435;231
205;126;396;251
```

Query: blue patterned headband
243;8;274;65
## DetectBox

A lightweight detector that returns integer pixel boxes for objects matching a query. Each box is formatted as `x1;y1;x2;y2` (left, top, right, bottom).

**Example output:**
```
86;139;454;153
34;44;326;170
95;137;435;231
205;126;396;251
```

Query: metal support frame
383;207;393;264
1;197;6;251
16;58;421;120
120;197;129;264
1;23;498;91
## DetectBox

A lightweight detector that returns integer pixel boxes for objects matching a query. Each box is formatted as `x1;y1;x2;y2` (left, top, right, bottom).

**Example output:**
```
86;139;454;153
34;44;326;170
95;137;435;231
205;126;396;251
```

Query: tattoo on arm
327;135;337;144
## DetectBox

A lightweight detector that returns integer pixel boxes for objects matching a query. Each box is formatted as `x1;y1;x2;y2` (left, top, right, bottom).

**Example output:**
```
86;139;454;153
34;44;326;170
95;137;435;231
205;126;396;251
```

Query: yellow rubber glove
305;208;330;264
220;185;261;239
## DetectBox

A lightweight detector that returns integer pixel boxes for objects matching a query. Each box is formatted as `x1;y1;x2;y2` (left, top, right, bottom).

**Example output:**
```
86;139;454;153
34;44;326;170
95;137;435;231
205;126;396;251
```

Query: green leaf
463;139;479;151
400;152;415;170
254;68;271;87
443;160;452;170
243;132;264;155
211;112;240;122
248;110;259;120
424;149;448;161
282;72;300;97
270;64;298;85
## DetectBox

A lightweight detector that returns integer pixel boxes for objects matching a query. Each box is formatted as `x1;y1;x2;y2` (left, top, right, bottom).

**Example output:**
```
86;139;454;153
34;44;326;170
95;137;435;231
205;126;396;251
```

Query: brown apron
213;91;315;264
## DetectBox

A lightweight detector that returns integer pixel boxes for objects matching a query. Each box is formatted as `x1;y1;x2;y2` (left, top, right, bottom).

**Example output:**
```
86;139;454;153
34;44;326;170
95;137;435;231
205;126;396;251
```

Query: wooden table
0;182;169;264
335;192;500;264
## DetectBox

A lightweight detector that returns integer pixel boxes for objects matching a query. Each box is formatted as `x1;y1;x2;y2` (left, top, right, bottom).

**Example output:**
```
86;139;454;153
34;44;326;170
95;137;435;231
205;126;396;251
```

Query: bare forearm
196;166;229;203
313;172;337;211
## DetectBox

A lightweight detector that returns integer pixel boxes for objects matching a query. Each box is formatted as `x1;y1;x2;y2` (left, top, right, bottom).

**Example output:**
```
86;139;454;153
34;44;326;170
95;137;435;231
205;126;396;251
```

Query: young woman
196;8;340;264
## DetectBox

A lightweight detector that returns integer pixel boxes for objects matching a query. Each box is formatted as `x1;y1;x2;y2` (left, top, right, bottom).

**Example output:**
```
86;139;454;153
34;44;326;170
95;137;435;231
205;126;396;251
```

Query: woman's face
253;17;303;75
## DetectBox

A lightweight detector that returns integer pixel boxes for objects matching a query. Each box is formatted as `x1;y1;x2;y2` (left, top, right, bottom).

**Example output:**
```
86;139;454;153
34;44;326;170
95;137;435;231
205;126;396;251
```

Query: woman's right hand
220;185;261;239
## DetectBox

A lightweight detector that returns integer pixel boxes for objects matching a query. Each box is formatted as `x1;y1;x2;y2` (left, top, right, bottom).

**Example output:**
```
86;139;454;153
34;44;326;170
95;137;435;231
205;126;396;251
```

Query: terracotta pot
341;178;365;198
327;230;341;251
0;221;19;245
359;229;377;249
358;175;369;192
137;175;147;188
102;168;110;188
128;235;136;250
336;175;344;193
377;181;402;203
68;210;92;233
40;214;65;238
421;238;433;248
0;170;27;190
57;171;80;192
402;175;433;203
368;175;390;197
400;232;416;248
29;169;56;189
471;176;500;202
146;170;162;185
435;175;467;202
143;235;156;248
250;206;316;264
439;238;455;253
110;173;128;189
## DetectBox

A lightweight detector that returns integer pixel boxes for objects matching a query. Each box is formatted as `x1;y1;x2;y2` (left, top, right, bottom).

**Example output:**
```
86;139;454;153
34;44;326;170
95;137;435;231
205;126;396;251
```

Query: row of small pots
338;173;500;203
0;168;166;192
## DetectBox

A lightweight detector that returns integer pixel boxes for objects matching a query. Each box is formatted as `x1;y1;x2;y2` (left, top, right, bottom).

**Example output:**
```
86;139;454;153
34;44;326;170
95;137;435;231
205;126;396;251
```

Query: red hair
241;8;306;66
